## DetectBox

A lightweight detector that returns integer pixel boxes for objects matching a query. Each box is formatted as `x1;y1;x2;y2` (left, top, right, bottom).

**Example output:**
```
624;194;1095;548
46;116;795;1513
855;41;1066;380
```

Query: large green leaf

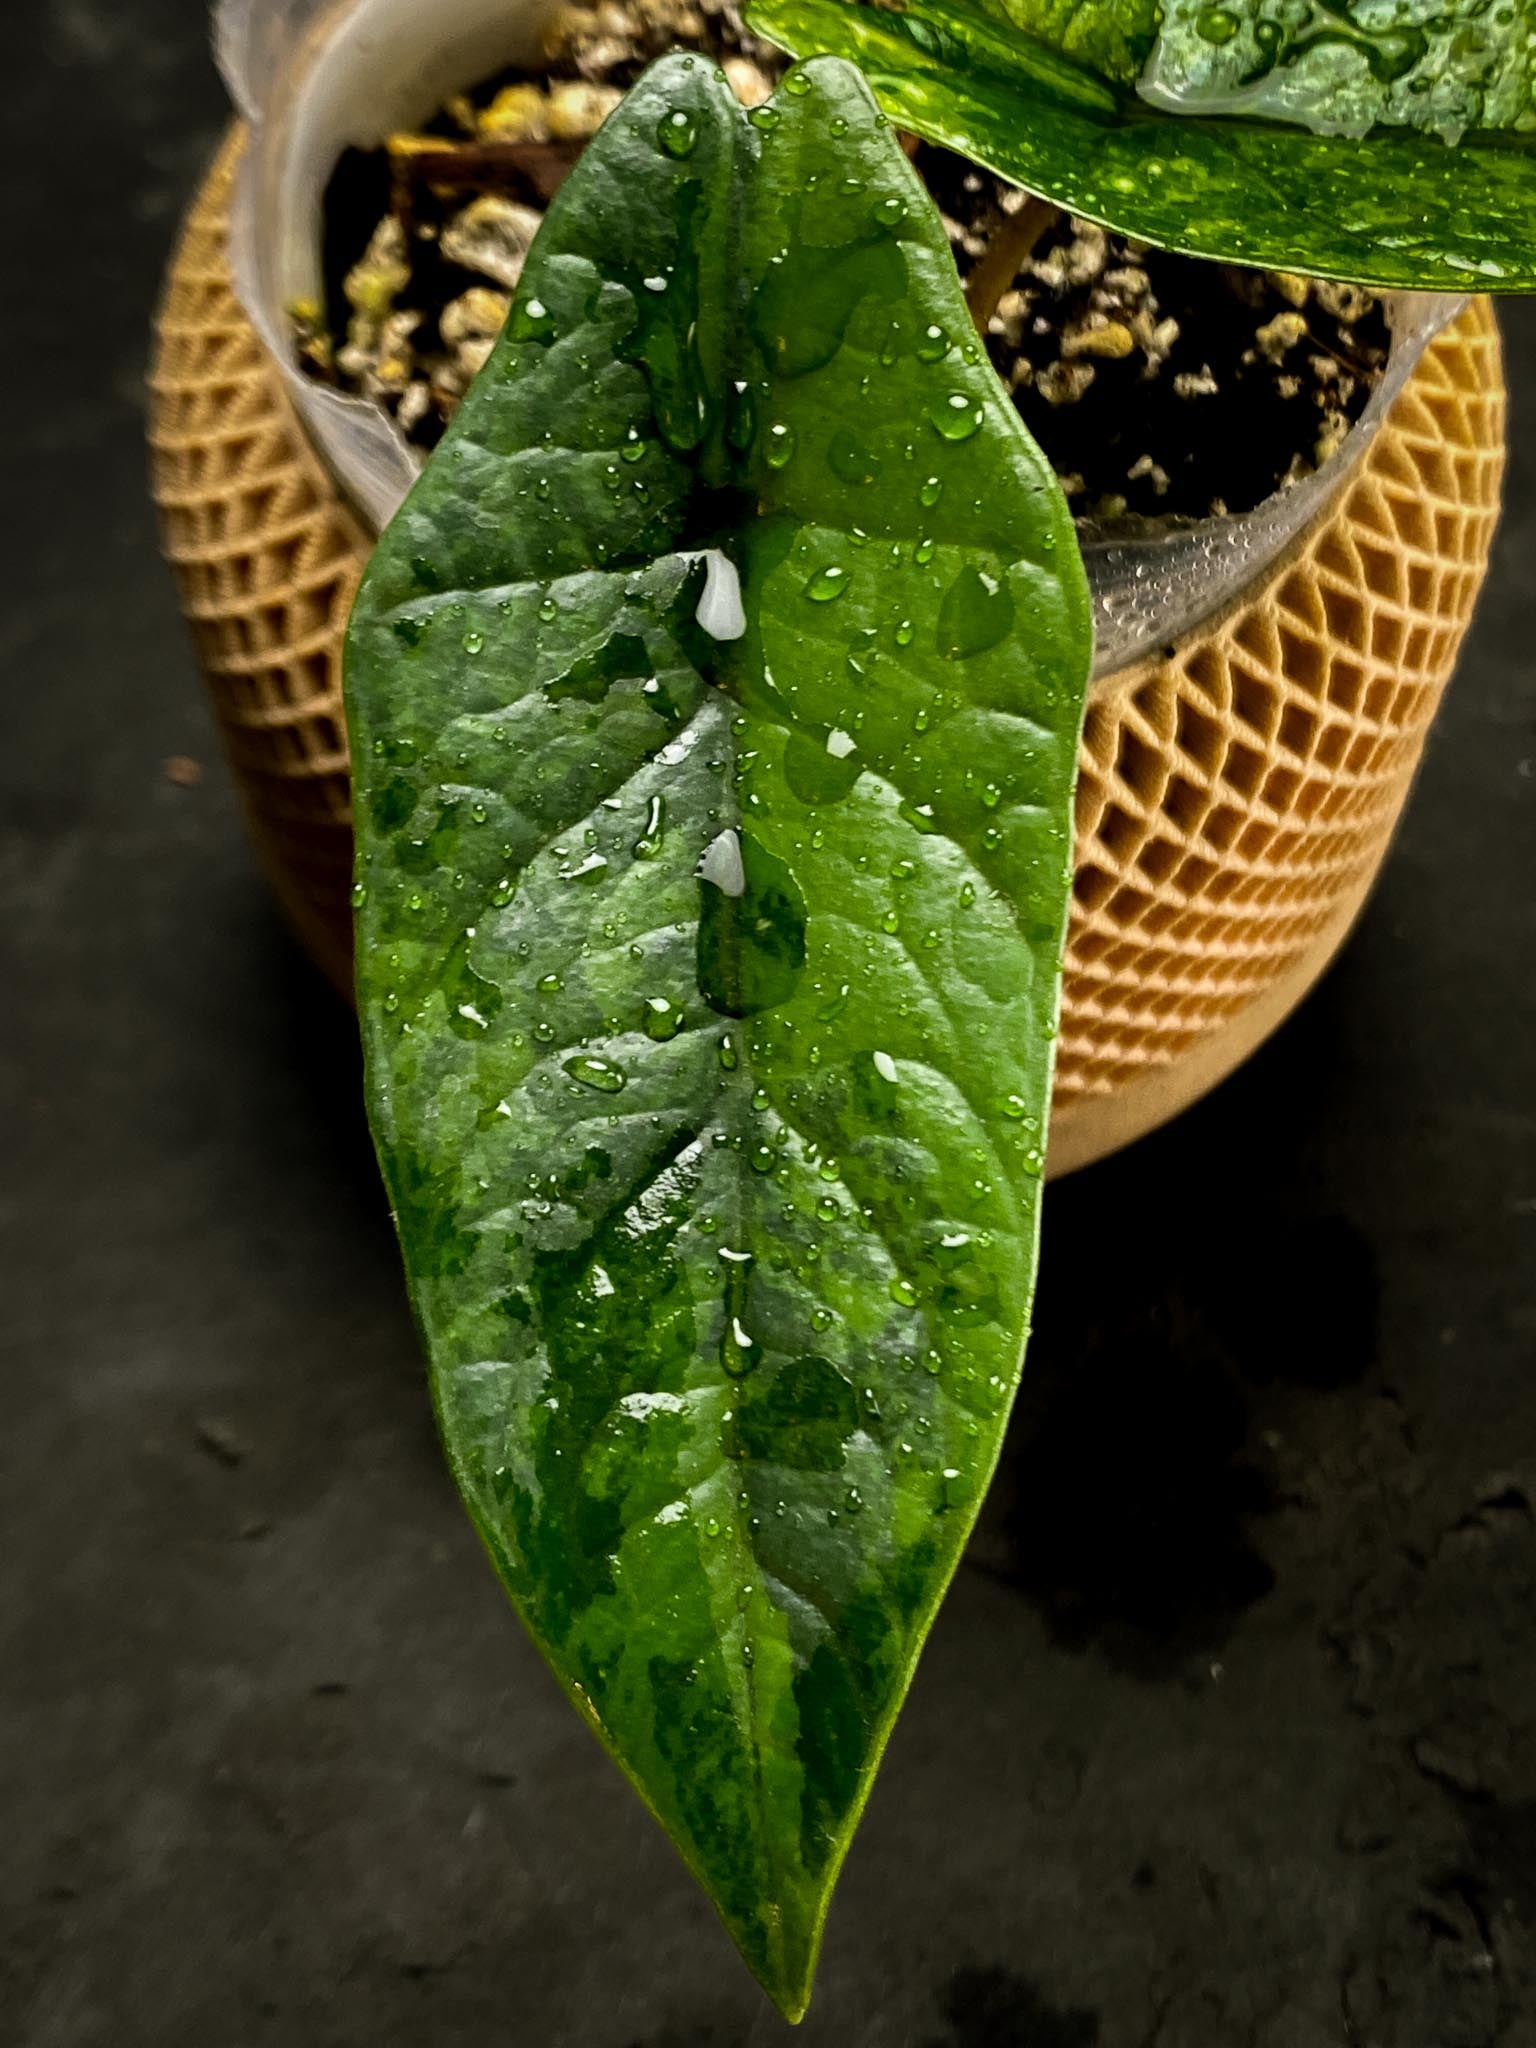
747;0;1536;288
345;53;1090;2019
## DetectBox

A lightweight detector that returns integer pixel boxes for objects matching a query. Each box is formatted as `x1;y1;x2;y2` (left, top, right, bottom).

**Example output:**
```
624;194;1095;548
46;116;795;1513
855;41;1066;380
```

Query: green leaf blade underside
346;55;1090;2020
747;0;1536;288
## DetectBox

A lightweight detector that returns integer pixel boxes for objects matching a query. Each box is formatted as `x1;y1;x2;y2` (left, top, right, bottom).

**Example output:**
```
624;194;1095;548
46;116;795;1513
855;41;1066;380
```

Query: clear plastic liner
215;0;1467;676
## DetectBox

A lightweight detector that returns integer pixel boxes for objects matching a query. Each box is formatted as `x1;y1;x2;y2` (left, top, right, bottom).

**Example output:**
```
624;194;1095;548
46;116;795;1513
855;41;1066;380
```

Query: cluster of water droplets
1140;0;1535;145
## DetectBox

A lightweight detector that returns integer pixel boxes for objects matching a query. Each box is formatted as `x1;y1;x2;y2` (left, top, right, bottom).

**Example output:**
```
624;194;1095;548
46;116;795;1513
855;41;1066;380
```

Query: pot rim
214;0;1469;677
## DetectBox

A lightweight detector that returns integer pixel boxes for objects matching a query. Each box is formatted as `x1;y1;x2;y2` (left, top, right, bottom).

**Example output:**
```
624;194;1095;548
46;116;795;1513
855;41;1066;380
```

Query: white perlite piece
698;828;746;897
688;547;747;641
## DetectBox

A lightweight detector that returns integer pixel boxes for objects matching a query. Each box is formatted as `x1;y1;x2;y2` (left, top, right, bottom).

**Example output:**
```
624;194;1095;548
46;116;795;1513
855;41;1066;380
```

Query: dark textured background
3;4;1534;2043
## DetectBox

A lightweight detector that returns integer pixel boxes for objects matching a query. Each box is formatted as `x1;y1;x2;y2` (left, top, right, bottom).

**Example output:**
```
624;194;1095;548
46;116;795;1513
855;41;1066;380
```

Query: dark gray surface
3;4;1535;2043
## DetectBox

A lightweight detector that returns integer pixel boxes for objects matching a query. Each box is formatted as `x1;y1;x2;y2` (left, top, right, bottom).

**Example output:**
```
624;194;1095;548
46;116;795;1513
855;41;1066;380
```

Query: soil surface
6;4;1536;2046
297;0;1389;524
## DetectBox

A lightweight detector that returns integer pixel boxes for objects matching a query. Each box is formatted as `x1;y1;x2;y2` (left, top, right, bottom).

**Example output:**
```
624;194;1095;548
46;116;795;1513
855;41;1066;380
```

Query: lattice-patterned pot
149;133;1507;1175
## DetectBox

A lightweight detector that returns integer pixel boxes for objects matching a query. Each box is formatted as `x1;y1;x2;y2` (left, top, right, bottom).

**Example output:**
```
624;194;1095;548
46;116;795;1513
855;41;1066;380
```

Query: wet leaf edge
747;0;1536;289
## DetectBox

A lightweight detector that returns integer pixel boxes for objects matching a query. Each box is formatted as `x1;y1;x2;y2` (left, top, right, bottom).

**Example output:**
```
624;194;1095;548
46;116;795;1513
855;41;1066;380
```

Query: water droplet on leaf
644;997;683;1041
657;108;698;157
804;565;849;603
697;835;806;1018
939;565;1015;657
633;794;666;859
928;393;983;442
511;298;556;344
564;1053;627;1093
1195;4;1240;42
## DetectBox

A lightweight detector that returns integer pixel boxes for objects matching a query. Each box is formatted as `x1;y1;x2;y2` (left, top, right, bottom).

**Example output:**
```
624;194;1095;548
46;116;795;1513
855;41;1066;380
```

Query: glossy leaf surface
747;0;1536;288
346;54;1091;2018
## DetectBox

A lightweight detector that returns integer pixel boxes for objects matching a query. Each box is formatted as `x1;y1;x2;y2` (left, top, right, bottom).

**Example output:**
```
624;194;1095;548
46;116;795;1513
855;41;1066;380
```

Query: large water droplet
633;794;666;860
725;378;756;453
1194;5;1239;43
784;729;861;806
750;238;905;378
697;833;806;1018
657;107;698;157
443;935;502;1039
938;565;1015;657
511;297;556;345
852;1047;900;1120
644;996;683;1041
803;565;850;604
928;393;983;442
564;1053;627;1093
